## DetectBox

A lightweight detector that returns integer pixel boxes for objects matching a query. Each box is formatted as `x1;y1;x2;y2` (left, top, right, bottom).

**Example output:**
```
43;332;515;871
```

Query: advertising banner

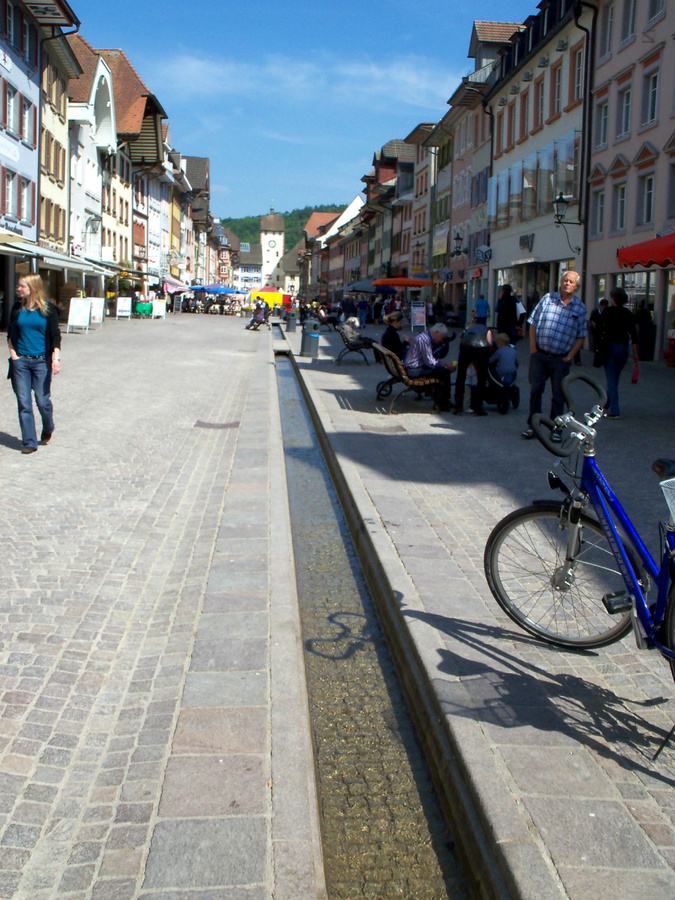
67;298;91;333
116;297;132;319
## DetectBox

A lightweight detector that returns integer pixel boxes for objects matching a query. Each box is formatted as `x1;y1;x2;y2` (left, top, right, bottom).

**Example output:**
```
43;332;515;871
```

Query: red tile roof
473;21;523;42
66;34;99;103
303;212;339;237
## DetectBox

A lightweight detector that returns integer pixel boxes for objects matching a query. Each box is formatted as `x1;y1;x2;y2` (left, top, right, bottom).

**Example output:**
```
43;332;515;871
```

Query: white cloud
152;52;459;114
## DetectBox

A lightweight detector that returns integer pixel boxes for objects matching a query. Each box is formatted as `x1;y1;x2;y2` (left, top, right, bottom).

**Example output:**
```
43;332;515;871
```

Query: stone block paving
292;324;675;900
0;316;324;899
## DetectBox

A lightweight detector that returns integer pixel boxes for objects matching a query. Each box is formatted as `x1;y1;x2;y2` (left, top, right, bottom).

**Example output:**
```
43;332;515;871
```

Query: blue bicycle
484;372;675;683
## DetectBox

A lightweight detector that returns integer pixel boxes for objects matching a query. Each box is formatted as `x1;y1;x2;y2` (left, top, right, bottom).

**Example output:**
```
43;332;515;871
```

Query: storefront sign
89;297;104;326
116;296;132;319
519;233;535;252
411;300;426;329
67;298;91;333
152;299;166;319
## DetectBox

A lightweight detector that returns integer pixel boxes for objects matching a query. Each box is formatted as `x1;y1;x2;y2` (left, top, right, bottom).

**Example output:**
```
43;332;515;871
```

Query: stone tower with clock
260;208;285;288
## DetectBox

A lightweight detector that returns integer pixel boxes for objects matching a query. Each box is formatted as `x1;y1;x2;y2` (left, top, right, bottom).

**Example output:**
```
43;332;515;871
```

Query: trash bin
300;329;319;358
286;311;297;332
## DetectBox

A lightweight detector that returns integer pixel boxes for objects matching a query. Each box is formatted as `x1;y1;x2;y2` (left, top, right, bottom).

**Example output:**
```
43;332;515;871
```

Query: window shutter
31;180;35;224
1;79;6;128
1;167;6;215
61;146;65;184
17;91;22;138
16;177;21;220
32;104;36;147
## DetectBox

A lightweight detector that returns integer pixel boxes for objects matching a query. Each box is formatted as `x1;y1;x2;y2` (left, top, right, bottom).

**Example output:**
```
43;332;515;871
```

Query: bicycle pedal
602;591;632;614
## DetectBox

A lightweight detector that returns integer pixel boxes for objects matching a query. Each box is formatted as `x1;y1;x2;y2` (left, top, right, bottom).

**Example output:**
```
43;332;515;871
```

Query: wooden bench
247;308;272;331
336;325;373;365
371;343;443;413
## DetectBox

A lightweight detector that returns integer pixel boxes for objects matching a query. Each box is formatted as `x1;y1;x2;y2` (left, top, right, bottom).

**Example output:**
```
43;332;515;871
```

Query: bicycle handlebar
561;371;608;414
530;372;608;458
531;414;581;457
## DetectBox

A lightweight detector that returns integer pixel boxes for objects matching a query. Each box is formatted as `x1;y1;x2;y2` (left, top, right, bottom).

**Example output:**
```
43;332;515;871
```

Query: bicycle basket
661;477;675;522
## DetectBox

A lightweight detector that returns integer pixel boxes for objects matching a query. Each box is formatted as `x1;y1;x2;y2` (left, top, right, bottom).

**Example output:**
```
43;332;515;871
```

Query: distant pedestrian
589;299;608;353
600;288;638;419
357;296;369;328
7;274;61;454
473;295;490;325
496;284;518;342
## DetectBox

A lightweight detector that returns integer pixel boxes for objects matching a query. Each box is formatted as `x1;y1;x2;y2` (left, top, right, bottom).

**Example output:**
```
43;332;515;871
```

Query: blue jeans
604;342;629;416
10;356;54;449
358;308;367;328
528;351;571;424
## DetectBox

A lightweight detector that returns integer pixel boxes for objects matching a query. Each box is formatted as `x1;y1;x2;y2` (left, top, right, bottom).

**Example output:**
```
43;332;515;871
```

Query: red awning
617;233;675;269
372;277;432;287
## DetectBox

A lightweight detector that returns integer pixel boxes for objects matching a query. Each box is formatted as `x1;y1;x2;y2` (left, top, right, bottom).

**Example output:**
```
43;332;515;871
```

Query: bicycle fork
551;500;584;592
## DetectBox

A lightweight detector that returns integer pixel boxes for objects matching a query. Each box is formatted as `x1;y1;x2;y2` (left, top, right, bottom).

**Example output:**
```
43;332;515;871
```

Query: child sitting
490;333;518;386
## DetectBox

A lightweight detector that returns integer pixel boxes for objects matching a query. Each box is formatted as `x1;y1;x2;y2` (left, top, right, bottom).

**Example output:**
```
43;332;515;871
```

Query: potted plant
635;307;656;362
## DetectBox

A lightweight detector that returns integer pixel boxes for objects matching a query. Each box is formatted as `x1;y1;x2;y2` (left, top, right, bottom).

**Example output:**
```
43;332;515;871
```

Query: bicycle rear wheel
484;502;635;648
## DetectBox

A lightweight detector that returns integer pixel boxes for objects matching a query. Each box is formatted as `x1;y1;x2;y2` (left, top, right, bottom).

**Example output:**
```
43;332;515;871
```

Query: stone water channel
276;356;469;899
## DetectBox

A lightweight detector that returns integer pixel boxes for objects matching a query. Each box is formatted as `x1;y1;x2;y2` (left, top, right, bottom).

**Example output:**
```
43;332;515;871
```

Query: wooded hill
219;204;346;253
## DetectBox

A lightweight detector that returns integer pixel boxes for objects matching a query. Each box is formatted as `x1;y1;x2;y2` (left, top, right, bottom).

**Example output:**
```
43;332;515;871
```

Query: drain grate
193;420;240;430
360;424;407;434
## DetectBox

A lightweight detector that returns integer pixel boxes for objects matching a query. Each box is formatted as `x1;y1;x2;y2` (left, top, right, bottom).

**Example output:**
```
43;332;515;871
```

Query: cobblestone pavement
291;323;675;900
0;315;324;900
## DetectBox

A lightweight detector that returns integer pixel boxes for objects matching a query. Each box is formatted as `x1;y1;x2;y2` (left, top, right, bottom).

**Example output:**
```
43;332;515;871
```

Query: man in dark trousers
522;271;587;442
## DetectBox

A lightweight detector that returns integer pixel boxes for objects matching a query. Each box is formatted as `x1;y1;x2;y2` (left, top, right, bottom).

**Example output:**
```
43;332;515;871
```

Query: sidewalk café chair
336;324;372;365
371;343;443;414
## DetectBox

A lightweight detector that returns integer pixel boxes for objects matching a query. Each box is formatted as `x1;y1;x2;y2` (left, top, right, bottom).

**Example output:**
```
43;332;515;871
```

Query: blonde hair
496;332;511;347
19;274;49;315
384;311;403;324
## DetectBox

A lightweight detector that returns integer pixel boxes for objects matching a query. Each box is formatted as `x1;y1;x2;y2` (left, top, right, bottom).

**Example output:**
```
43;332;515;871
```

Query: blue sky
74;0;538;218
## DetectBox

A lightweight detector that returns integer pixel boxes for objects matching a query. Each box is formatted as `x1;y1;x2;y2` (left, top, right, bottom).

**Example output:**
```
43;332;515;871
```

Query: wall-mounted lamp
453;233;463;256
510;85;520;94
522;71;533;82
498;97;508;106
556;39;568;52
553;192;581;255
537;57;549;68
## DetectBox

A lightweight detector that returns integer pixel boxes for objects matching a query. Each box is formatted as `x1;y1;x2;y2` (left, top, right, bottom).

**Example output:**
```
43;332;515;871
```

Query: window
570;47;584;104
507;102;516;150
533;77;544;130
595;99;608;147
613;182;627;231
599;2;614;58
520;90;529;140
550;62;563;118
5;85;17;134
642;69;659;126
637;173;654;225
20;178;31;222
620;0;636;43
616;85;631;138
591;189;605;235
647;0;665;25
4;168;15;217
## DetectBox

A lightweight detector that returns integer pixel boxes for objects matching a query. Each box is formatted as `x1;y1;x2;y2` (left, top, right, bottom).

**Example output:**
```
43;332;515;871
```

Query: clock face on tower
268;240;276;248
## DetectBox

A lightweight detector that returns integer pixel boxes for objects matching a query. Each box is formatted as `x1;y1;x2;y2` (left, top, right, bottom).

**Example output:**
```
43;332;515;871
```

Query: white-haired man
403;323;456;412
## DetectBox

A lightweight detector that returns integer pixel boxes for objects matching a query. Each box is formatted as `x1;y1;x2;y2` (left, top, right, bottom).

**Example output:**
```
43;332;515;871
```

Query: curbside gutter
284;346;567;900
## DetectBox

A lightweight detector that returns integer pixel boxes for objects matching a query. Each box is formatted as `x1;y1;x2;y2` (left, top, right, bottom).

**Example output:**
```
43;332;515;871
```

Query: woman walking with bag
600;287;638;419
7;274;61;453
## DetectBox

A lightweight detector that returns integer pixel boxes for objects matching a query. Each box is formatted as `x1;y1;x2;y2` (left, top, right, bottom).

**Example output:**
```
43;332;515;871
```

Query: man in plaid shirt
522;271;587;441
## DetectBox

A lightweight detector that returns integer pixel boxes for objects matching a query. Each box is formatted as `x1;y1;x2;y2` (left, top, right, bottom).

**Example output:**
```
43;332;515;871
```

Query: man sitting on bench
403;323;456;412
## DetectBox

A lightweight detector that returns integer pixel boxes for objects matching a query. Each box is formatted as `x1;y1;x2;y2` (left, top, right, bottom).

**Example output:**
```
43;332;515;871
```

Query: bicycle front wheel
663;583;675;683
484;502;635;648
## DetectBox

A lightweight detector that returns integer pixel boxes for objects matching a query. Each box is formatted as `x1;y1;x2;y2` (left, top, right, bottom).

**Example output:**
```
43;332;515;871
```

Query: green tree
219;204;346;252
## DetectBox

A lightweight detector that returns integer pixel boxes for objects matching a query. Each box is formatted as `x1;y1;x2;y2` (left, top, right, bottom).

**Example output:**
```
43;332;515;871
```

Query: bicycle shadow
403;608;675;786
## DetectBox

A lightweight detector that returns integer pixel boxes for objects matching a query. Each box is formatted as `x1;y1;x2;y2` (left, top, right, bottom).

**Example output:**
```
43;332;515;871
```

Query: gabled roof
221;228;240;251
98;48;167;137
185;157;209;192
282;239;304;274
66;34;100;103
261;209;284;232
240;243;262;265
469;21;524;57
303;212;339;237
404;123;436;145
377;140;416;163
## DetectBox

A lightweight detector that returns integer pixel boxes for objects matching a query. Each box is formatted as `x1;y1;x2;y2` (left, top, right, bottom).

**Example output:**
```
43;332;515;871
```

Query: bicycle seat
652;458;675;481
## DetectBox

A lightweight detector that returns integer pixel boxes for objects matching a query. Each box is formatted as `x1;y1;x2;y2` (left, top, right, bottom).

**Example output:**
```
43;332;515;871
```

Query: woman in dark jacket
600;287;638;419
7;274;61;453
380;310;409;359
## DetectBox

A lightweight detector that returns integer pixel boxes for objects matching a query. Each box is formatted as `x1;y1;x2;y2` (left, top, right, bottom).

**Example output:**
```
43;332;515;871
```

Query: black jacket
7;300;61;377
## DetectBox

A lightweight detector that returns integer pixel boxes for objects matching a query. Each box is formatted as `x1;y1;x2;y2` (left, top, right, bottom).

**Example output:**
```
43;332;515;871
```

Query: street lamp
453;233;463;256
552;192;581;255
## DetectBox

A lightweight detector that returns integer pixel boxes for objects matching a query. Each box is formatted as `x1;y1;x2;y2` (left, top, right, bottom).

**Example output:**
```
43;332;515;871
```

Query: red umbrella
372;277;432;287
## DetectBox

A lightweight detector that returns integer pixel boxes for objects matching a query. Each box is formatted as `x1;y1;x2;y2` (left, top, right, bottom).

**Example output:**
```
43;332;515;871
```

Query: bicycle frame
579;454;675;660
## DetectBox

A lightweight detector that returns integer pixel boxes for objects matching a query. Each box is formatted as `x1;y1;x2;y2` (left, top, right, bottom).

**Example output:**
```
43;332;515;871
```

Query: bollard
286;311;297;332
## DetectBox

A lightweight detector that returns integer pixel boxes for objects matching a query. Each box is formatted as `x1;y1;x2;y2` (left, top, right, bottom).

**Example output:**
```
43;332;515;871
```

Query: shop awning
163;276;191;293
617;233;675;269
373;277;432;287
